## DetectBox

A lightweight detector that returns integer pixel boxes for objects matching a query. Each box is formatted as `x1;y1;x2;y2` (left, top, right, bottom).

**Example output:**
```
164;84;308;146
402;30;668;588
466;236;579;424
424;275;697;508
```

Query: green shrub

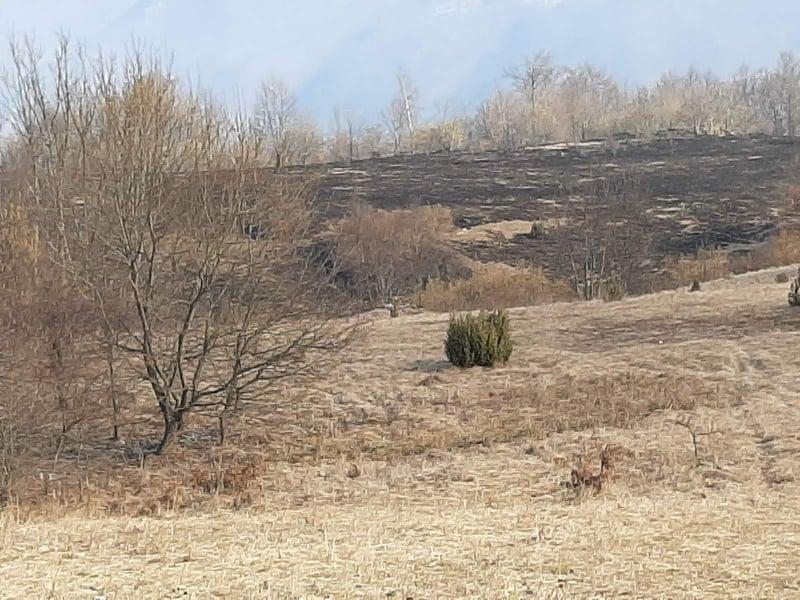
444;310;513;368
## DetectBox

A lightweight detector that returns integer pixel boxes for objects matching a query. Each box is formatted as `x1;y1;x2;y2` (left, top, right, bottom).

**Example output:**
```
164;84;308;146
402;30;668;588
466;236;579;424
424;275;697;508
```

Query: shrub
776;272;790;284
444;310;513;368
757;229;800;266
786;184;800;211
600;274;626;302
334;202;467;304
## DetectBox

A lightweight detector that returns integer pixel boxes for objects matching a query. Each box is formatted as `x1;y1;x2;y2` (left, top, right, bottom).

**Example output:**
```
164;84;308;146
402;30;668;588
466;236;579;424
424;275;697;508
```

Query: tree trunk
156;410;182;455
107;342;119;441
218;413;226;446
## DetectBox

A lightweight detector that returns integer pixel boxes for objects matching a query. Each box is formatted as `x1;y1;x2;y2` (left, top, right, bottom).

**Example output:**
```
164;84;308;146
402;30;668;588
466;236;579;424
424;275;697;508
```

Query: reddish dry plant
565;448;614;496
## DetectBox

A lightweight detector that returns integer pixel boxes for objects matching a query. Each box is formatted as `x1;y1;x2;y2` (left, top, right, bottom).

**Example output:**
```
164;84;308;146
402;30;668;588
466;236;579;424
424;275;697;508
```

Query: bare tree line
254;50;800;164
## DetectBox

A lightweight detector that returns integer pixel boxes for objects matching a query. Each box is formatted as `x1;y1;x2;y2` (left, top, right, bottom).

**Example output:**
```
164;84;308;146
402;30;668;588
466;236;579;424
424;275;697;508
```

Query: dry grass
2;266;800;598
784;183;800;211
753;227;800;267
665;248;731;286
450;218;568;243
663;230;800;290
417;263;574;311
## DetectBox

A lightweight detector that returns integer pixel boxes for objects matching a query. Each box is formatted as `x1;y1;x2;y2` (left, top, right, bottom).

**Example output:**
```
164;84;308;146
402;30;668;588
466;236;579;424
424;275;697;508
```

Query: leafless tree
556;172;653;299
477;90;524;150
770;53;800;136
331;107;362;162
506;51;556;145
2;40;350;455
255;78;323;168
383;70;418;155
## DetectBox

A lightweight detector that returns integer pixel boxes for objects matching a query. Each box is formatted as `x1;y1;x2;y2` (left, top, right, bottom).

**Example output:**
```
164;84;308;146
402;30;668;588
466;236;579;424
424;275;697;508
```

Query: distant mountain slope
3;0;800;121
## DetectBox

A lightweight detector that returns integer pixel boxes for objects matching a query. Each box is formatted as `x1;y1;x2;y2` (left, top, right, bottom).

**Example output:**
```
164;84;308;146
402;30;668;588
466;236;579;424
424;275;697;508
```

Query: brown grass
784;184;800;211
663;230;800;290
753;228;800;267
665;248;731;286
1;267;800;598
449;218;568;243
416;263;574;311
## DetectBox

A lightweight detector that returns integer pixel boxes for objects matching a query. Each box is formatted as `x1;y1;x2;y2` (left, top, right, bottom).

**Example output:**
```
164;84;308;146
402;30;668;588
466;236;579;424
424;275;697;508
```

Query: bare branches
505;51;556;144
674;417;722;466
254;78;322;168
383;70;418;155
1;38;351;456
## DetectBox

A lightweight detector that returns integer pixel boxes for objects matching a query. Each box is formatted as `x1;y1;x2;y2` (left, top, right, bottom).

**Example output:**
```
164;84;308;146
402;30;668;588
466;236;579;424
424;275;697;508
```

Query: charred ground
310;134;800;293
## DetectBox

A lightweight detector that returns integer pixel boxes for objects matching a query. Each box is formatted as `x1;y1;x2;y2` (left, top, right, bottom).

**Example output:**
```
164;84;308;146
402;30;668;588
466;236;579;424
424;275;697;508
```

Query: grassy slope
2;267;800;599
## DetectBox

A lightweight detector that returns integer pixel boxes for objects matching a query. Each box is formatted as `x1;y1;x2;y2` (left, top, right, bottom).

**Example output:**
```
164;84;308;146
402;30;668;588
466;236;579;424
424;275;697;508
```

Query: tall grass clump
444;310;513;368
418;264;573;312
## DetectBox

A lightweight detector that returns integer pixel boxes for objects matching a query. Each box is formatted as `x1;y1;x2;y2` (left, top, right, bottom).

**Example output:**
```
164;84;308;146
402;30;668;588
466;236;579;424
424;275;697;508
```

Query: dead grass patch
416;264;574;311
450;218;569;243
665;248;731;286
664;230;800;290
2;270;800;597
0;365;732;518
784;184;800;212
752;228;800;267
310;370;732;463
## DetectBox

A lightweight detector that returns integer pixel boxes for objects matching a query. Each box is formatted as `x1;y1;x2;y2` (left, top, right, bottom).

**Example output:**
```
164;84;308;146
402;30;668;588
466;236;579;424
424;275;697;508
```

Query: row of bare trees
0;37;350;456
252;51;800;164
470;51;800;149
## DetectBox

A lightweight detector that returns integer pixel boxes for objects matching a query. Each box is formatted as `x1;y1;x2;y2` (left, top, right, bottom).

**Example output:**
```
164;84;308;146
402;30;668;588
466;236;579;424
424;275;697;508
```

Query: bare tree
2;41;350;455
255;78;322;168
397;70;416;139
255;78;297;168
506;51;555;145
331;107;362;162
557;64;620;144
771;52;800;136
476;90;524;150
556;172;653;300
383;70;418;154
429;101;467;152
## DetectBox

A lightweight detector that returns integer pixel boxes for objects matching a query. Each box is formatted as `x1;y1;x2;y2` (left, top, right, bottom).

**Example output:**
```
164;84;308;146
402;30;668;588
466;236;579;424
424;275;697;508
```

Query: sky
2;0;800;124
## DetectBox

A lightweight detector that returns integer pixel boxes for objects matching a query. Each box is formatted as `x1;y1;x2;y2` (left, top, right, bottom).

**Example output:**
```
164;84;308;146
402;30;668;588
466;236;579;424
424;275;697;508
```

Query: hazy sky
2;0;800;122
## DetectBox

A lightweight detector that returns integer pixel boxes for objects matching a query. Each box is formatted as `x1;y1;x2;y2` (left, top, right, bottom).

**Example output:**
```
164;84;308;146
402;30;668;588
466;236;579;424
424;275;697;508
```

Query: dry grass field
2;266;800;599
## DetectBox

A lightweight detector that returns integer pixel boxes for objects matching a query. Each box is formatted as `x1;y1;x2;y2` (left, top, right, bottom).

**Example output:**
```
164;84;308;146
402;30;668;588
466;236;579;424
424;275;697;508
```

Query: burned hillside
310;134;800;293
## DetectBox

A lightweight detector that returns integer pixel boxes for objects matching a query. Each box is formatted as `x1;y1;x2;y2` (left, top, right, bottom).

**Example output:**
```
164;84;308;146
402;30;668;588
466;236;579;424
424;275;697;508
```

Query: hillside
2;267;799;598
312;134;800;294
